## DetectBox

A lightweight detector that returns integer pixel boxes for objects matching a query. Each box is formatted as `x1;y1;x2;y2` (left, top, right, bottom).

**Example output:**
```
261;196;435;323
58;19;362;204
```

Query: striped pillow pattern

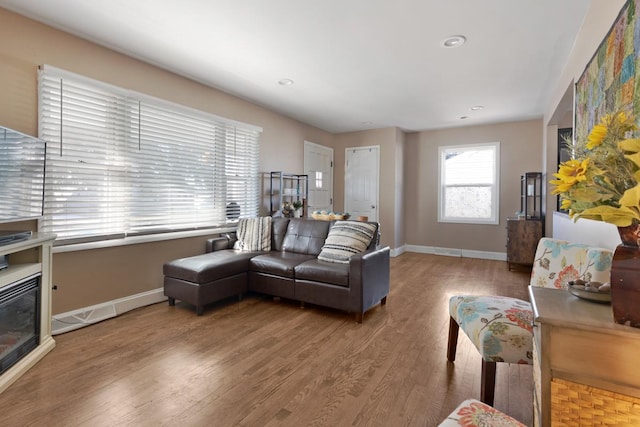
234;217;272;251
318;221;376;264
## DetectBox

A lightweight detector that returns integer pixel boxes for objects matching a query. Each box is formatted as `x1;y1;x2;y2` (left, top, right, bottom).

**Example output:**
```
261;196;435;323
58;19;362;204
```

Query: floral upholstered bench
447;237;613;405
438;399;525;426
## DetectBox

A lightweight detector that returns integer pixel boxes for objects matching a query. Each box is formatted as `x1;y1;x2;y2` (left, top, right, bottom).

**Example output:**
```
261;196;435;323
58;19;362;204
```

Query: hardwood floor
0;253;533;427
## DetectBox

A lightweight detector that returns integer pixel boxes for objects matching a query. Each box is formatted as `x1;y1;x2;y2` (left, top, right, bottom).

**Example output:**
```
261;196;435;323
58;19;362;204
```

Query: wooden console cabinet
0;233;56;394
529;286;640;426
506;218;542;270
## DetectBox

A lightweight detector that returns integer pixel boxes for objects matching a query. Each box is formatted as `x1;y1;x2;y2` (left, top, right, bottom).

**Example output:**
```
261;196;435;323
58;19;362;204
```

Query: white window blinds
38;65;261;243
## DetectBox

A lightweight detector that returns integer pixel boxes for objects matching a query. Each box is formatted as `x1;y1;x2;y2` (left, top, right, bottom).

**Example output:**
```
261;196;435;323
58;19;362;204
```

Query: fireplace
0;274;40;375
0;233;55;395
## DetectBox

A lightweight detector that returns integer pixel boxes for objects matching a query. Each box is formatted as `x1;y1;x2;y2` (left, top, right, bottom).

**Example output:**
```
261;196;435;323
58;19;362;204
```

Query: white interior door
304;141;333;216
345;146;379;222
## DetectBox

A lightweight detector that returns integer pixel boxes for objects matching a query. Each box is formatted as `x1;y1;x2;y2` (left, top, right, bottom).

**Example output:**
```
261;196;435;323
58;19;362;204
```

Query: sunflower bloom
551;109;640;228
615;111;637;132
550;158;590;194
586;124;607;149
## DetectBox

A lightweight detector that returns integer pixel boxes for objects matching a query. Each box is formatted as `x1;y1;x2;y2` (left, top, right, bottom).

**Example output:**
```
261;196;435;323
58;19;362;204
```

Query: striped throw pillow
234;217;271;251
318;221;376;264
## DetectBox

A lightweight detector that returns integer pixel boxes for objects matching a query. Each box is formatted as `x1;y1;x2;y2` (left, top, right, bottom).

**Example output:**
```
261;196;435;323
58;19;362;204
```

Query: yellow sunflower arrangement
551;111;640;226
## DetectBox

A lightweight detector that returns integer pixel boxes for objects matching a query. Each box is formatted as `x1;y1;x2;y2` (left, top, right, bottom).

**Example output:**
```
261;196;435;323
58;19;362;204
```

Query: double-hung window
438;142;500;224
38;65;261;244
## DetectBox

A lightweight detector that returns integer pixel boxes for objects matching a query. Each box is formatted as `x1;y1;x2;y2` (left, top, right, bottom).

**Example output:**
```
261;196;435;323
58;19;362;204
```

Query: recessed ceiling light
278;78;294;86
470;105;484;111
441;35;466;48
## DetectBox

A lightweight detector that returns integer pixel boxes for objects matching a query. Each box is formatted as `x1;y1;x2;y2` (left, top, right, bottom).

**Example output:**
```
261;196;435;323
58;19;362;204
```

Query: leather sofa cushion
163;250;261;283
271;217;290;252
250;252;315;278
282;219;331;255
294;259;349;287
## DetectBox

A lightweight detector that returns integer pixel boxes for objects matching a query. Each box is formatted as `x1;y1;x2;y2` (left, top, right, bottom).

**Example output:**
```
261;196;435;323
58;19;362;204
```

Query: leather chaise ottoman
163;250;262;315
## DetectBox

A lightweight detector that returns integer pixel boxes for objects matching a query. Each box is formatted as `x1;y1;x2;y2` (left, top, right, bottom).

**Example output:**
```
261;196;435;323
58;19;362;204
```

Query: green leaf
625;152;640;168
571;186;607;202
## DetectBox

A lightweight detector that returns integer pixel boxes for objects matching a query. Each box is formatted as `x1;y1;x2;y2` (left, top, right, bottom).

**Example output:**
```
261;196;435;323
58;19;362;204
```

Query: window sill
52;226;237;254
437;218;500;225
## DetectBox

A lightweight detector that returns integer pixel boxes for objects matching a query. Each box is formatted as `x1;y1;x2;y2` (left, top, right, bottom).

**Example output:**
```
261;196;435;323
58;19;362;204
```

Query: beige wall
394;128;406;249
404;119;543;253
53;236;213;313
0;8;334;314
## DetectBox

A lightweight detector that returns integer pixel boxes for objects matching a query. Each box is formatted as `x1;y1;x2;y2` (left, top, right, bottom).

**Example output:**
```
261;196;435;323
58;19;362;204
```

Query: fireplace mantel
0;232;56;394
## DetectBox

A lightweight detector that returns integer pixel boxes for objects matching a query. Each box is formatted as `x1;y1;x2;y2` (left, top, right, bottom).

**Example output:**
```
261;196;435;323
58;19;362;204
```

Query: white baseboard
52;288;167;335
390;245;406;257
404;245;506;261
461;249;506;261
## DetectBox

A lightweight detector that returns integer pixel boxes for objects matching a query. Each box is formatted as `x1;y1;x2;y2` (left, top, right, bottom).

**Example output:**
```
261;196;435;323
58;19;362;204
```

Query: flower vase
611;224;640;328
293;208;302;218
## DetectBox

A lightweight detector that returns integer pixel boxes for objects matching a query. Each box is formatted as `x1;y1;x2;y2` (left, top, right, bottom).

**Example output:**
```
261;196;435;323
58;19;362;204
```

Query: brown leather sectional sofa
163;217;390;322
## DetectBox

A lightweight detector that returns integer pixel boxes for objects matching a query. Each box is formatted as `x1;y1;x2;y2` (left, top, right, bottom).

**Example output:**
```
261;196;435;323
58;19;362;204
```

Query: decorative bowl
567;284;612;304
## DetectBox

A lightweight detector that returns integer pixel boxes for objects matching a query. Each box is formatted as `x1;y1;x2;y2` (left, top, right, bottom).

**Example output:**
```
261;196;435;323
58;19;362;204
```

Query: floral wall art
575;0;639;143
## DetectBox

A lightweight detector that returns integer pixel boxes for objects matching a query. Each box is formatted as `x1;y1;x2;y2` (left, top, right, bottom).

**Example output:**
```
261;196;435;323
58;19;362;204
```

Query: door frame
344;145;380;222
303;140;334;215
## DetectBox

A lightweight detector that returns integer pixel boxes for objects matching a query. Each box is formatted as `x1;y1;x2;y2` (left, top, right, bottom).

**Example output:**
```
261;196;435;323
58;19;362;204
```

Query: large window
438;143;500;224
38;65;261;244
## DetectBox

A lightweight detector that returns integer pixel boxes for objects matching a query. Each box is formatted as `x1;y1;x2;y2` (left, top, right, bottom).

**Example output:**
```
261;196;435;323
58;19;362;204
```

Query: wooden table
529;286;640;426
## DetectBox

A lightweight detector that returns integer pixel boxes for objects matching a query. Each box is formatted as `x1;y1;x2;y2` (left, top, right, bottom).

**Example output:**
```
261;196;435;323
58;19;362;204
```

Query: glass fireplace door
0;273;40;375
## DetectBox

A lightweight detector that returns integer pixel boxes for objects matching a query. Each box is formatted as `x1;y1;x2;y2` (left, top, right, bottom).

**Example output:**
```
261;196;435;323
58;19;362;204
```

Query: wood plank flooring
0;253;533;426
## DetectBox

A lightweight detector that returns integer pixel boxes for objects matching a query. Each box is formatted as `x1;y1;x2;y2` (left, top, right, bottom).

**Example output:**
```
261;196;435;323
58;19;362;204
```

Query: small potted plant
292;200;304;218
281;202;293;218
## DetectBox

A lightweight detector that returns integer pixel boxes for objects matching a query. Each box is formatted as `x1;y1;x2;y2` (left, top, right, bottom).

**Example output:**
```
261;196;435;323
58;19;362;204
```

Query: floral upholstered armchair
529;238;612;288
446;238;613;405
438;399;526;427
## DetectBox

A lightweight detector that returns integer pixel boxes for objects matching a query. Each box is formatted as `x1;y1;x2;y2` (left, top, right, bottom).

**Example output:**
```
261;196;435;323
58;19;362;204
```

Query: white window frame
38;65;261;245
437;142;500;225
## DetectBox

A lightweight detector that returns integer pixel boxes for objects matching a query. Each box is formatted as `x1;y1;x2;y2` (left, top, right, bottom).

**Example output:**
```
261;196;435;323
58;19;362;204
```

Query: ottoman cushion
163;250;263;283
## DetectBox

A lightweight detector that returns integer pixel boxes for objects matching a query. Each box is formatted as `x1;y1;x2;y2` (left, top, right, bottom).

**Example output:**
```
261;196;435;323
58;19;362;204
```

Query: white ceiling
0;0;592;133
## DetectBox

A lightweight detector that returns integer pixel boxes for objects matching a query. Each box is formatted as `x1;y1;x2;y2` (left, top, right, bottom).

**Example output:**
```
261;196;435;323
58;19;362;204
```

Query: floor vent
52;288;166;335
432;247;462;257
52;303;117;335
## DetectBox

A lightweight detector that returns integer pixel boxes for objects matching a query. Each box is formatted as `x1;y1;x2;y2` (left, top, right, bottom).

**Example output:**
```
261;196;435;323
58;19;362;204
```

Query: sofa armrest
206;237;229;253
206;232;237;252
349;246;391;312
